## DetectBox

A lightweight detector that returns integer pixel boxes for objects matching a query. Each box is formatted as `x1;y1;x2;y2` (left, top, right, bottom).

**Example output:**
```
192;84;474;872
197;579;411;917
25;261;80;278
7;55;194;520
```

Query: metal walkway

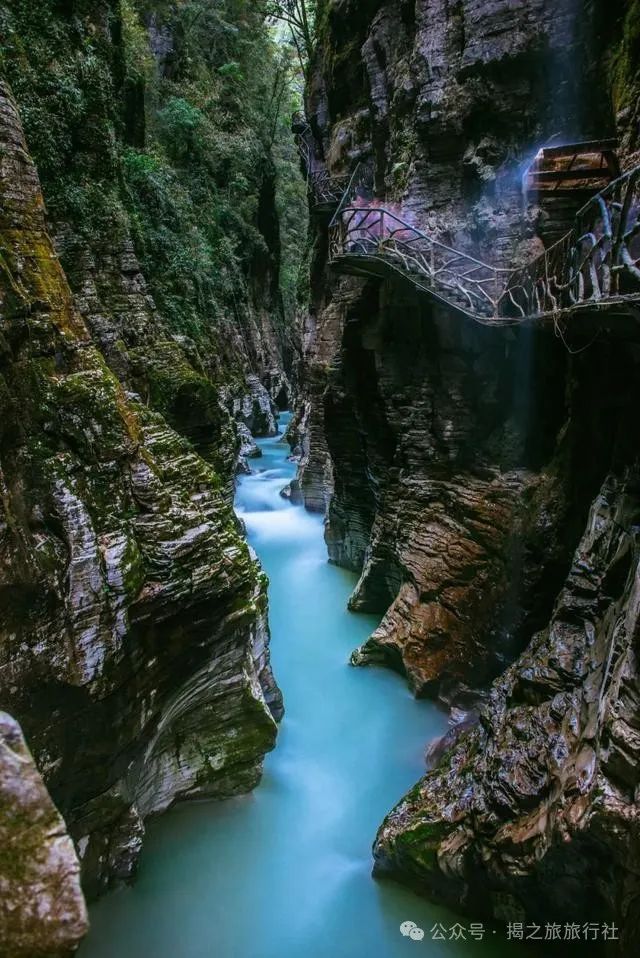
292;116;351;213
293;114;640;331
328;167;640;330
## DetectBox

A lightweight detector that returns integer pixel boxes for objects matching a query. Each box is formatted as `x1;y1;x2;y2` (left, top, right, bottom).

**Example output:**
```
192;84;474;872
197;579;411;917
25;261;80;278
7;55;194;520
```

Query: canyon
0;1;294;952
293;1;640;955
1;1;640;956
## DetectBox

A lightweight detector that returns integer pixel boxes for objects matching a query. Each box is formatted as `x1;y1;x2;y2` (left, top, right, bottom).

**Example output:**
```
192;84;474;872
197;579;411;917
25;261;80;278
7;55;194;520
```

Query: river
80;413;522;958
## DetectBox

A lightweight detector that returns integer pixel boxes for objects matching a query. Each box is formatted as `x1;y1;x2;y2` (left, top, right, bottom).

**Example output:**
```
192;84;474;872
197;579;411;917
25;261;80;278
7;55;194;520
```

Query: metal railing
329;205;510;319
328;164;640;323
503;165;640;317
293;117;362;213
293;105;640;323
306;170;352;210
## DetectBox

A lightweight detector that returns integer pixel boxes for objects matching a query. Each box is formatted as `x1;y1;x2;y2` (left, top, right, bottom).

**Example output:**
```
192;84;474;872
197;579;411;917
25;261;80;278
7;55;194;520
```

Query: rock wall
0;0;297;491
0;711;88;958
374;462;640;955
326;285;614;696
301;0;635;689
0;5;301;933
0;54;282;936
299;0;640;948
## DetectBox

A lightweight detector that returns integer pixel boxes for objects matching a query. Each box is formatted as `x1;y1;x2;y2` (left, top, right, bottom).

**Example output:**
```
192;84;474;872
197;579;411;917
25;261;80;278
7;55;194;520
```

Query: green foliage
262;37;309;321
612;0;640;110
0;0;307;358
218;61;243;80
0;2;118;186
267;0;317;76
156;97;205;163
121;0;154;81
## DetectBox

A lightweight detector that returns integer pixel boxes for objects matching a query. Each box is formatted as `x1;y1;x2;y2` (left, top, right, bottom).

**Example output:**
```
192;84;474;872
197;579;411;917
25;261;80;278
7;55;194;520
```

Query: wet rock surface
0;0;289;949
374;470;640;956
315;277;600;693
298;0;640;945
233;374;280;438
0;77;281;914
299;0;638;699
0;711;88;958
236;422;262;475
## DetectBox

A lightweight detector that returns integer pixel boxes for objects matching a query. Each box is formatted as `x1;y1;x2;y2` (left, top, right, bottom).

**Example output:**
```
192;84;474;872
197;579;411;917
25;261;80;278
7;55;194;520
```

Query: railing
292;114;314;168
503;165;640;317
329;205;510;319
307;170;352;210
293;116;361;213
328;164;640;324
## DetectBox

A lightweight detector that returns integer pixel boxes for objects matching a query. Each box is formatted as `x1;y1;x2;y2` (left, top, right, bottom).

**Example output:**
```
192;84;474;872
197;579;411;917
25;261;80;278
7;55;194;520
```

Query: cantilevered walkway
294;116;640;334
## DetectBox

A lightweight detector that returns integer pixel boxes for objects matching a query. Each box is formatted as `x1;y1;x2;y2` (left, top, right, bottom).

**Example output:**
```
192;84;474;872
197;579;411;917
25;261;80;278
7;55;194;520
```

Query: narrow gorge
1;1;640;957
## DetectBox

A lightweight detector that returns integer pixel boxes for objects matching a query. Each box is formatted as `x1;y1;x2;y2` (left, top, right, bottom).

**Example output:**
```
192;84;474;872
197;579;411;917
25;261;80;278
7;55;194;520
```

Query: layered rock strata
0;0;294;497
300;0;633;687
298;0;640;947
0;79;281;913
374;464;640;956
0;711;88;958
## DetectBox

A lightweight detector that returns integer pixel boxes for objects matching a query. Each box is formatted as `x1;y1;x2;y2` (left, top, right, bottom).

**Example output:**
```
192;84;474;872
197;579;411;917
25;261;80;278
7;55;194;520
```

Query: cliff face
0;0;295;928
0;79;282;905
300;0;640;947
301;0;635;691
374;464;640;954
0;0;299;486
0;712;88;958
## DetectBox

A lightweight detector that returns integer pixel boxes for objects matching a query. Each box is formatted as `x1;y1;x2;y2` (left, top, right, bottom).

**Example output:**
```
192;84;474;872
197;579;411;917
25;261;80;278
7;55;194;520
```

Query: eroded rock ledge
374;469;640;956
0;711;88;958
0;79;282;908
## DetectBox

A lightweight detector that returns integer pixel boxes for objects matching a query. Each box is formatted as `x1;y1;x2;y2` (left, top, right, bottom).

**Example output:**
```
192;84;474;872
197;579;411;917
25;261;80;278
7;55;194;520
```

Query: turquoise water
80;414;522;958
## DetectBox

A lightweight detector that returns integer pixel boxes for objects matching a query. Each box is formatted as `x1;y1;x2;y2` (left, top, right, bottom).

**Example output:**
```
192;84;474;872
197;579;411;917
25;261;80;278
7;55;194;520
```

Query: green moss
612;0;640;110
389;128;418;195
394;820;450;871
1;0;304;437
0;724;63;883
120;534;146;599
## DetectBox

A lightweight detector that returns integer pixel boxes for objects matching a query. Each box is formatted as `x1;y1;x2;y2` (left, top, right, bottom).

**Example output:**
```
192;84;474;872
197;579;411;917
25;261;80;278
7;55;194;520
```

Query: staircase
328;205;511;323
305;170;352;213
293;115;352;214
504;165;640;320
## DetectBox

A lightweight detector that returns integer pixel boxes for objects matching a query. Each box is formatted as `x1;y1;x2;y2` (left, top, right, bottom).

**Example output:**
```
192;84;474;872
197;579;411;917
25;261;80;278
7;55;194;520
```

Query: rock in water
0;712;88;957
373;473;640;955
234;375;279;437
237;422;263;473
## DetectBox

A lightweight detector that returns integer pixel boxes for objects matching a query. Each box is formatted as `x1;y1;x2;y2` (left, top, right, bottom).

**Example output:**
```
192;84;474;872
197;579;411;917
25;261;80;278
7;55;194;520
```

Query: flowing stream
80;414;523;958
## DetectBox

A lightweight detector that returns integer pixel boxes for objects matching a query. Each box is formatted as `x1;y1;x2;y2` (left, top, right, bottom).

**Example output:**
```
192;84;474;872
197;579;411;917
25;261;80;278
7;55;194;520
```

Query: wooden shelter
524;140;621;245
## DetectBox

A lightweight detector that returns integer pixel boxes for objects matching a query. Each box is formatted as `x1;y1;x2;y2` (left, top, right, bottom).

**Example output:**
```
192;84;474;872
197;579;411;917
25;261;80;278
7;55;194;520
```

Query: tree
267;1;316;75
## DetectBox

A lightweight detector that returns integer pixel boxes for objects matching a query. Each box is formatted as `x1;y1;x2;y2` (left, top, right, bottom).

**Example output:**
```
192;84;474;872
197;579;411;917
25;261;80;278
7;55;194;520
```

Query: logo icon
400;921;425;941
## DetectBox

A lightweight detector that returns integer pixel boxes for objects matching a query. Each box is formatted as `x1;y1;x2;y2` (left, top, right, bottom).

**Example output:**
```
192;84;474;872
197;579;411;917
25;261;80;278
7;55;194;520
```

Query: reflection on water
80;413;524;958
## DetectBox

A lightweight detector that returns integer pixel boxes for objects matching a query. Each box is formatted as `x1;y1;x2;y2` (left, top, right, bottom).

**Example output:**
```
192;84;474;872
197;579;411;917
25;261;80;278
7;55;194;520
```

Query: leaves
266;0;316;75
2;0;307;343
